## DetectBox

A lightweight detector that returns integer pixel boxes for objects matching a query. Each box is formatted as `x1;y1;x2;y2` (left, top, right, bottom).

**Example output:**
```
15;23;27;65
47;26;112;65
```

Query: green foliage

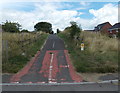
50;31;54;34
2;32;48;73
34;22;52;33
21;29;29;33
69;21;82;38
2;21;21;33
57;29;60;34
64;21;82;39
58;32;118;73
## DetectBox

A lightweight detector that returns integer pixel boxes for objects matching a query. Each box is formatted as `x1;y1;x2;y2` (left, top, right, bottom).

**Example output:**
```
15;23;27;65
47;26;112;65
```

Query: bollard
81;43;84;51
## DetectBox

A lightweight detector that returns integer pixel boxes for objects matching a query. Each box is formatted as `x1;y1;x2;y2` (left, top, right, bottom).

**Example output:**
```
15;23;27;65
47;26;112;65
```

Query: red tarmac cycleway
10;35;82;83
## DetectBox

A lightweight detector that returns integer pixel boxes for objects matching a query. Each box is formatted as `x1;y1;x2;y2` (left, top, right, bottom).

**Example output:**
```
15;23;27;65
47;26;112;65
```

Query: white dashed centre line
48;53;54;83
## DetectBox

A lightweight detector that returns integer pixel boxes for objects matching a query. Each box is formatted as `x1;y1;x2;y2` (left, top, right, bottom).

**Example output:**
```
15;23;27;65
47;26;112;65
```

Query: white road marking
53;42;55;48
48;53;54;83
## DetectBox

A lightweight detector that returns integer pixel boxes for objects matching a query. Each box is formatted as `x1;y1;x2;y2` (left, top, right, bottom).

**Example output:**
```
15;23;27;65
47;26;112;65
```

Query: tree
34;22;52;33
2;21;21;33
50;31;54;34
21;29;29;33
69;21;82;38
57;29;60;34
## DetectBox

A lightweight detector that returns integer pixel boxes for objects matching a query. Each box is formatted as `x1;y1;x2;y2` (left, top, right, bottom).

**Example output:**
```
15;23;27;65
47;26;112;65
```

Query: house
108;22;120;38
94;22;112;34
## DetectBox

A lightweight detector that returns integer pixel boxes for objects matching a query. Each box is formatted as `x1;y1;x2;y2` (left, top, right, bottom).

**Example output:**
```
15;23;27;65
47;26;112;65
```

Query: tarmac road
2;34;119;92
9;34;82;84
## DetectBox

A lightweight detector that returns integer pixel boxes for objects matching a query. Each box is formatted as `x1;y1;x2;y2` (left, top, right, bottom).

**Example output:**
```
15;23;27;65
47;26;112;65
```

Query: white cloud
0;2;118;32
88;3;118;29
1;2;82;32
75;3;118;30
80;2;90;6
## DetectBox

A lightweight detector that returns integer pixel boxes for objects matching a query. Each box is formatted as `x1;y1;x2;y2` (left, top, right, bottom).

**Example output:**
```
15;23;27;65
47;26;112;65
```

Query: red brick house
108;22;120;38
94;22;112;34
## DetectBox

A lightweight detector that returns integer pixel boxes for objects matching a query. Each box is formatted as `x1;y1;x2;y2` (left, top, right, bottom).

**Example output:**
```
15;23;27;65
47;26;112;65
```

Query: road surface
2;35;118;92
9;34;82;84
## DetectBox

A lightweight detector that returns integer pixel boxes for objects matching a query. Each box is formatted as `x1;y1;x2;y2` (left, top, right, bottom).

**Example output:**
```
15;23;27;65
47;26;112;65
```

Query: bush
64;21;82;39
2;21;21;33
21;29;29;33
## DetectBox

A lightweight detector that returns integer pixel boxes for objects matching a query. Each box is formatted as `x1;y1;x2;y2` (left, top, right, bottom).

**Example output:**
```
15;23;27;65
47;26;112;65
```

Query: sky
0;1;119;32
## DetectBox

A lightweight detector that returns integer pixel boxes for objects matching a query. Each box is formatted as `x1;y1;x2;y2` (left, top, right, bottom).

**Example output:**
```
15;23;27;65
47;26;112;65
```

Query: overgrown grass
58;31;118;73
2;32;48;73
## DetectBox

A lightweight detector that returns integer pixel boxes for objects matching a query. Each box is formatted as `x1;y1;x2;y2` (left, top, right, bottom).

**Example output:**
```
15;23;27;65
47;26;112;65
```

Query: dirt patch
78;73;118;82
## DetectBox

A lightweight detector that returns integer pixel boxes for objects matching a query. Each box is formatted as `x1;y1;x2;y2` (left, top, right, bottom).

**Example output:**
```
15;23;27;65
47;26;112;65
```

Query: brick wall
101;23;112;34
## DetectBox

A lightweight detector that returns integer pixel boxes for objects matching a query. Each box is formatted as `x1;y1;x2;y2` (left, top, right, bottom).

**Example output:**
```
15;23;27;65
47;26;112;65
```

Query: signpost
81;43;84;51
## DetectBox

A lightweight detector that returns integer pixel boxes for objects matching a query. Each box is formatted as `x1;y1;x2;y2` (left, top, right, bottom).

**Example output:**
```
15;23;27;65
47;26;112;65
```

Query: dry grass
3;32;43;41
2;31;48;73
2;32;44;58
80;31;118;53
59;31;118;73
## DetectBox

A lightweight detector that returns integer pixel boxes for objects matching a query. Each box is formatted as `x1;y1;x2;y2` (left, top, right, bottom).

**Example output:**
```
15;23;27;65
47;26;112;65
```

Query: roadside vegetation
2;21;49;73
58;22;118;73
2;32;48;73
0;25;2;73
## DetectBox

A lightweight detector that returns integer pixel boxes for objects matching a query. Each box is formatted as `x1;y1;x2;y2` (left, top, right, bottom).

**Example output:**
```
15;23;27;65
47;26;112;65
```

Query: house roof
109;22;120;30
97;22;110;28
94;22;111;31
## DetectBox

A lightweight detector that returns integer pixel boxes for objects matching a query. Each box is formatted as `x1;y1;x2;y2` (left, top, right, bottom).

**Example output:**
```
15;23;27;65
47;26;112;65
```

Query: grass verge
58;31;118;73
2;32;48;73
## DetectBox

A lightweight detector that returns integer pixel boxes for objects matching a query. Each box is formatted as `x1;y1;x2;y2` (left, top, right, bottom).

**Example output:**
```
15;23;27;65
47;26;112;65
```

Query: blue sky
0;1;118;32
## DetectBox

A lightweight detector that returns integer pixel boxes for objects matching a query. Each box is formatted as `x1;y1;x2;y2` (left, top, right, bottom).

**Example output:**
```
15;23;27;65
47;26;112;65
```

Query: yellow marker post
81;43;84;51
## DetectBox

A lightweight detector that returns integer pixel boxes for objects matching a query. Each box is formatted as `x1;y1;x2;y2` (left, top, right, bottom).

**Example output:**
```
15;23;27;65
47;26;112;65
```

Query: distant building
108;22;120;38
94;22;112;34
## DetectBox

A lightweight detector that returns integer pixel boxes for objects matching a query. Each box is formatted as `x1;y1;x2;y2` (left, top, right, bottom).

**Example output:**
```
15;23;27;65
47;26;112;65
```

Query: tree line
2;21;53;34
2;20;82;39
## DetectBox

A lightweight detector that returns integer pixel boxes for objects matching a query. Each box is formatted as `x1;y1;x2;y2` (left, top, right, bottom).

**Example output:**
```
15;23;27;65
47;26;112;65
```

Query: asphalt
2;34;119;92
1;82;118;91
99;73;118;81
8;34;81;83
